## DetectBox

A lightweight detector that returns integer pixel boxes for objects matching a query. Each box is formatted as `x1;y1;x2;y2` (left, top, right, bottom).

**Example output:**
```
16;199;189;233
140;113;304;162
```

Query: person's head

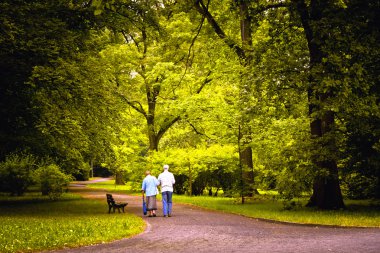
145;170;151;176
163;164;169;171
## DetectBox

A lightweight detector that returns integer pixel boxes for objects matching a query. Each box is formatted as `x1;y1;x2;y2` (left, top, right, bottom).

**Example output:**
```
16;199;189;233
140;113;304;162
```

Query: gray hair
163;164;169;170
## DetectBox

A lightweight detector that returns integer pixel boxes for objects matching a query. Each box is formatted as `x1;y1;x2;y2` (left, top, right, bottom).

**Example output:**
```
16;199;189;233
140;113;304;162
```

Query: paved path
49;183;380;253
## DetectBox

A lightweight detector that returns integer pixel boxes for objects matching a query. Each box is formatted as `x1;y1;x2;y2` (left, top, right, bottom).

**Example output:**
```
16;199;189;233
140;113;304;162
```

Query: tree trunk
115;171;125;185
238;0;257;197
307;162;345;209
188;163;192;196
238;125;257;200
306;108;345;209
148;131;159;151
90;159;94;178
296;0;345;209
239;145;257;196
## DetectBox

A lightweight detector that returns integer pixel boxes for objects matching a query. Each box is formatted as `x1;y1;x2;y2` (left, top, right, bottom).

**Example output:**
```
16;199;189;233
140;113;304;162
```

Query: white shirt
158;170;175;193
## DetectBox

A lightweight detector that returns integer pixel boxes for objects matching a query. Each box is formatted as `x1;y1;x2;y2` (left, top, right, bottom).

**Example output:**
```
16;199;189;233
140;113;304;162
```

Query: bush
342;173;378;199
0;153;38;196
34;164;72;200
275;163;313;207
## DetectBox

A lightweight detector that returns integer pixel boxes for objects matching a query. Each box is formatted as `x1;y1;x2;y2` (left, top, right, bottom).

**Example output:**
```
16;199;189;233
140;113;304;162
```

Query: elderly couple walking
141;164;175;217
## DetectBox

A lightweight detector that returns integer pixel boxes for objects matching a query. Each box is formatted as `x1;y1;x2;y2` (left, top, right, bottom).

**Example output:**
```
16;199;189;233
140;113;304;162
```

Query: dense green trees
0;0;98;176
293;0;380;207
0;153;71;198
0;0;378;208
187;0;379;208
93;0;221;152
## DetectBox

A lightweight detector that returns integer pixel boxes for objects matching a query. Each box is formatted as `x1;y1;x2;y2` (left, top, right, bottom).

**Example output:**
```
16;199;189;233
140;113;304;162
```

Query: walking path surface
49;181;380;253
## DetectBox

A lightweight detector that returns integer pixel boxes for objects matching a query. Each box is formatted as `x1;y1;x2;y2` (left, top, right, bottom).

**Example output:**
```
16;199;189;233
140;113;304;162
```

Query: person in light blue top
141;170;159;217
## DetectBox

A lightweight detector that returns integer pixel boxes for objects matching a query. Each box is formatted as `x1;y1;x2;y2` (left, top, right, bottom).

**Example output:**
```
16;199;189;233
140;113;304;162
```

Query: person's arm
142;179;146;196
156;176;160;186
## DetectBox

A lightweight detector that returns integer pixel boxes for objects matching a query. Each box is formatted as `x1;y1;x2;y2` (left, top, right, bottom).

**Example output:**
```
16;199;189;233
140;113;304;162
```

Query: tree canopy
0;0;379;209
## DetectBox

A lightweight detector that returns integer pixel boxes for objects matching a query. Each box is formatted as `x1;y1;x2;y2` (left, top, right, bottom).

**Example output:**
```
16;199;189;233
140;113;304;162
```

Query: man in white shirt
158;164;175;217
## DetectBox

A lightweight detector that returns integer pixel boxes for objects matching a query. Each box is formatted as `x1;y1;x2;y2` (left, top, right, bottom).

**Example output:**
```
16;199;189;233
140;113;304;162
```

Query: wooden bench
106;194;128;213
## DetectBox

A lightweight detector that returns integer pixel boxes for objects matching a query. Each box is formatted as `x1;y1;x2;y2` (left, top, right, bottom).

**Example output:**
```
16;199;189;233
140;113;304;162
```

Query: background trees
0;0;378;208
187;0;379;208
0;0;99;176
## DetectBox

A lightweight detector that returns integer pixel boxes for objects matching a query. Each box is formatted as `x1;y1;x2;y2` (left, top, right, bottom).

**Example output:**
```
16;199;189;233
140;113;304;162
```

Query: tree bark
306;104;345;209
188;163;192;196
239;144;256;196
295;0;345;209
115;171;125;185
239;0;257;196
148;132;159;151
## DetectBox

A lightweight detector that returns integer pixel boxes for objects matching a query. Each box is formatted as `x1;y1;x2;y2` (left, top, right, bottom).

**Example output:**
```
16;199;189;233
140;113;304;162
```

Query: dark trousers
162;191;173;215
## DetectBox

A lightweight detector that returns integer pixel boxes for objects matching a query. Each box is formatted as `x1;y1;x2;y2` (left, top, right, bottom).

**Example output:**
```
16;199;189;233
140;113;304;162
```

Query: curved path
49;183;380;253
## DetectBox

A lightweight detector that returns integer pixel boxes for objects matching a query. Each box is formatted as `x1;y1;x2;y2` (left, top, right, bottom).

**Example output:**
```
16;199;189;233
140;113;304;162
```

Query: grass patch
86;180;136;193
173;195;380;227
87;179;380;227
0;193;145;253
87;180;162;200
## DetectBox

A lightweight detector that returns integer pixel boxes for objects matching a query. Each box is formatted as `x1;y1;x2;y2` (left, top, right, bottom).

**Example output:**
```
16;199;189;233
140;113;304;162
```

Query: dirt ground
47;183;380;253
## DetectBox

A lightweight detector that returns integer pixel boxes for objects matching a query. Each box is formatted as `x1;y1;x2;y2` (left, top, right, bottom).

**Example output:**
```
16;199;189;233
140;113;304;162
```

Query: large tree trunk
115;171;125;185
188;163;193;196
238;0;257;197
238;125;257;197
296;0;345;209
146;115;180;151
239;146;257;196
307;110;345;209
148;126;159;151
307;163;345;209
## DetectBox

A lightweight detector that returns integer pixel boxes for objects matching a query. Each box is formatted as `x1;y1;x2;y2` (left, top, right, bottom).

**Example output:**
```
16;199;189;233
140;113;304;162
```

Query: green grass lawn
0;193;145;253
173;195;380;227
87;179;380;227
86;179;136;193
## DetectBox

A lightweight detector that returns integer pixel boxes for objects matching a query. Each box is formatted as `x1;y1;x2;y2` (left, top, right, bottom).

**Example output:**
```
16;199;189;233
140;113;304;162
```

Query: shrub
342;172;378;199
0;153;38;196
34;164;72;200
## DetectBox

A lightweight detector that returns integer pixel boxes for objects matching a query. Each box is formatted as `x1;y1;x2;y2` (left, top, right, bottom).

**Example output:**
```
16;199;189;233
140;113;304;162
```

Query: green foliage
312;0;380;200
252;118;314;202
0;0;96;160
0;193;145;253
1;0;379;203
144;144;239;196
0;153;38;196
33;164;73;200
342;173;378;200
30;29;126;178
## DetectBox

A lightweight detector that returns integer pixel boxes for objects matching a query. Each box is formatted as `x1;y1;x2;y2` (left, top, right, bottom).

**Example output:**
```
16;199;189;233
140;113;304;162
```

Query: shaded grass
0;193;145;253
173;195;380;228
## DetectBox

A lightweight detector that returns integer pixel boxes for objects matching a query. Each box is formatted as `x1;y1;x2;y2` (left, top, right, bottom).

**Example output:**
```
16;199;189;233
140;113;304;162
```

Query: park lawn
86;179;136;193
173;195;380;228
86;179;380;227
87;180;163;200
0;193;145;253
